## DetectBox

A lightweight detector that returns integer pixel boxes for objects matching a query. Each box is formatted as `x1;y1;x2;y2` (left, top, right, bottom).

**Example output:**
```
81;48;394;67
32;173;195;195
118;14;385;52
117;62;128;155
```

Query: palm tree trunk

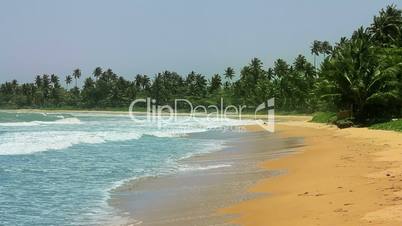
314;55;317;74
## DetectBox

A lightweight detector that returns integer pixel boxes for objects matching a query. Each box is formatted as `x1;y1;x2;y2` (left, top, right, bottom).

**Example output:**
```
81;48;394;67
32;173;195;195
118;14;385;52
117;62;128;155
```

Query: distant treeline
1;5;402;123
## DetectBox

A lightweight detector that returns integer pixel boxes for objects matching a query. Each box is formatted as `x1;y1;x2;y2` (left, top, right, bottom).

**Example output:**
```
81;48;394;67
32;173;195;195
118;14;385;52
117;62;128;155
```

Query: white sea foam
0;121;41;127
41;118;82;125
178;164;232;172
178;141;227;160
0;117;82;127
0;115;254;156
0;130;141;155
146;128;207;138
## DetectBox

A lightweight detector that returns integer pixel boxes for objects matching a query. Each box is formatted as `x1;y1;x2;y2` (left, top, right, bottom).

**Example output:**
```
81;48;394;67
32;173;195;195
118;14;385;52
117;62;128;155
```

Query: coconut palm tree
194;73;207;98
310;40;321;70
209;74;222;93
65;75;72;89
72;68;81;87
321;41;333;58
320;27;400;121
50;74;60;88
141;75;151;90
11;79;18;94
368;4;402;47
35;75;42;88
93;67;103;80
134;74;142;89
224;67;235;81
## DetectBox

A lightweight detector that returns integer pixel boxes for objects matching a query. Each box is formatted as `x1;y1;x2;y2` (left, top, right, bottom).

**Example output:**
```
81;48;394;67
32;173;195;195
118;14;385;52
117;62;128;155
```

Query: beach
110;124;304;225
113;116;402;225
2;2;402;225
0;110;267;225
1;110;402;225
221;119;402;226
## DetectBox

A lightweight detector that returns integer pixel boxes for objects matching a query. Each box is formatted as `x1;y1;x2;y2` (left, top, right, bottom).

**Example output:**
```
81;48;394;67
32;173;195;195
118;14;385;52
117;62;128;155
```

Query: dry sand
221;118;402;226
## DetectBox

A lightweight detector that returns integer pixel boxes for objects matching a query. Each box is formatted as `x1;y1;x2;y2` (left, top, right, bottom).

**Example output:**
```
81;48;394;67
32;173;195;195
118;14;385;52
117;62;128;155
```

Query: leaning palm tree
72;68;81;87
93;67;103;80
65;75;72;89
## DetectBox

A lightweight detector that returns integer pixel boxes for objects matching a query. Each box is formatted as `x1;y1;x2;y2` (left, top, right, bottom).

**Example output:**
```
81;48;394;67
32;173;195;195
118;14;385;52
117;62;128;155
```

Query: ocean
0;111;251;225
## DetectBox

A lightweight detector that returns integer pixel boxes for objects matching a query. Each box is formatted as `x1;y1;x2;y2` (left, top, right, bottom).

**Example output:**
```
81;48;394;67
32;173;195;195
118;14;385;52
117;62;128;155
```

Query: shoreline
221;120;402;225
3;110;402;225
109;127;303;225
0;108;312;120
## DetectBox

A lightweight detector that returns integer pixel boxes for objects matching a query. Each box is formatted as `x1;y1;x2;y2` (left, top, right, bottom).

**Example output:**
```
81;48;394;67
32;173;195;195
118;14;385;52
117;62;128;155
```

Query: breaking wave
0;118;82;127
0;130;141;155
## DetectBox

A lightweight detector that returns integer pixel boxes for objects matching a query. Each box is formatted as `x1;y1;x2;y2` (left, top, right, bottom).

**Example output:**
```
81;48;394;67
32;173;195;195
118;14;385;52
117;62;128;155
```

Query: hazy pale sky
0;0;401;83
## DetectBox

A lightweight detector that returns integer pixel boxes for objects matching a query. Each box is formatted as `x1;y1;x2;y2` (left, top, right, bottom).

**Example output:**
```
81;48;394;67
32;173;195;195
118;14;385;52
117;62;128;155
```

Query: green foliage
317;5;402;123
369;4;402;47
209;74;222;94
311;112;337;123
369;119;402;132
0;4;401;125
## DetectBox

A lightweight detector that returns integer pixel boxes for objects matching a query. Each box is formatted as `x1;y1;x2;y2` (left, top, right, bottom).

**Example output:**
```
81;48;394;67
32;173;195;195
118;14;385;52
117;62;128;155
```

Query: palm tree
194;73;207;98
21;83;29;96
320;28;400;121
321;41;333;58
141;75;151;90
48;74;60;101
72;68;81;87
11;79;18;93
334;37;348;51
209;74;222;93
104;68;117;81
35;75;42;88
224;67;235;81
93;67;103;80
41;74;51;100
368;4;402;46
20;83;36;105
65;75;72;89
50;74;60;88
310;40;321;70
134;74;142;89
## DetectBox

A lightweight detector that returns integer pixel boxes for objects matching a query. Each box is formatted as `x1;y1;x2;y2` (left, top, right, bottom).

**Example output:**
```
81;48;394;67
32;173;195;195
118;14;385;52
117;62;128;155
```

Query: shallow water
0;111;252;225
110;129;303;226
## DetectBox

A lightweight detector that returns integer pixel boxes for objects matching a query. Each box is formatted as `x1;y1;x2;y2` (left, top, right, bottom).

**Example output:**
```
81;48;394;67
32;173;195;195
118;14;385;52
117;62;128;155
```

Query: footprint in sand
334;208;348;213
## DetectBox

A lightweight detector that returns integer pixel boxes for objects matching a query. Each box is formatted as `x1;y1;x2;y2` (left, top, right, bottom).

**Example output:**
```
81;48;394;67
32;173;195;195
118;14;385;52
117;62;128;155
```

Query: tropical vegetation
1;5;401;125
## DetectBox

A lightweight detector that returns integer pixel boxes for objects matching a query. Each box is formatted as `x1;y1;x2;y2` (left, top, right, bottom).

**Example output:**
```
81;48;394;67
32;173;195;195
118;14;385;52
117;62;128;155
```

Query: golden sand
221;118;402;226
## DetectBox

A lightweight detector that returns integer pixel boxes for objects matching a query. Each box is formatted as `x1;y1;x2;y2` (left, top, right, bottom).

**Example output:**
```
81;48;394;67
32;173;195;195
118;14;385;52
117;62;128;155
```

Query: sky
0;0;401;84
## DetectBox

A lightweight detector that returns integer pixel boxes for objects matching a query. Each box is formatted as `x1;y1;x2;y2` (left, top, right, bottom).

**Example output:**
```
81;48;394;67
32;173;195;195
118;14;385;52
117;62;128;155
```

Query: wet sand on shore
109;129;303;226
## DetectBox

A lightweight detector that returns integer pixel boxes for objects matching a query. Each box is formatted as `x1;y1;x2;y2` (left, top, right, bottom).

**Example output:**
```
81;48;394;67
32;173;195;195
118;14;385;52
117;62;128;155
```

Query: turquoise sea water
0;111;250;225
